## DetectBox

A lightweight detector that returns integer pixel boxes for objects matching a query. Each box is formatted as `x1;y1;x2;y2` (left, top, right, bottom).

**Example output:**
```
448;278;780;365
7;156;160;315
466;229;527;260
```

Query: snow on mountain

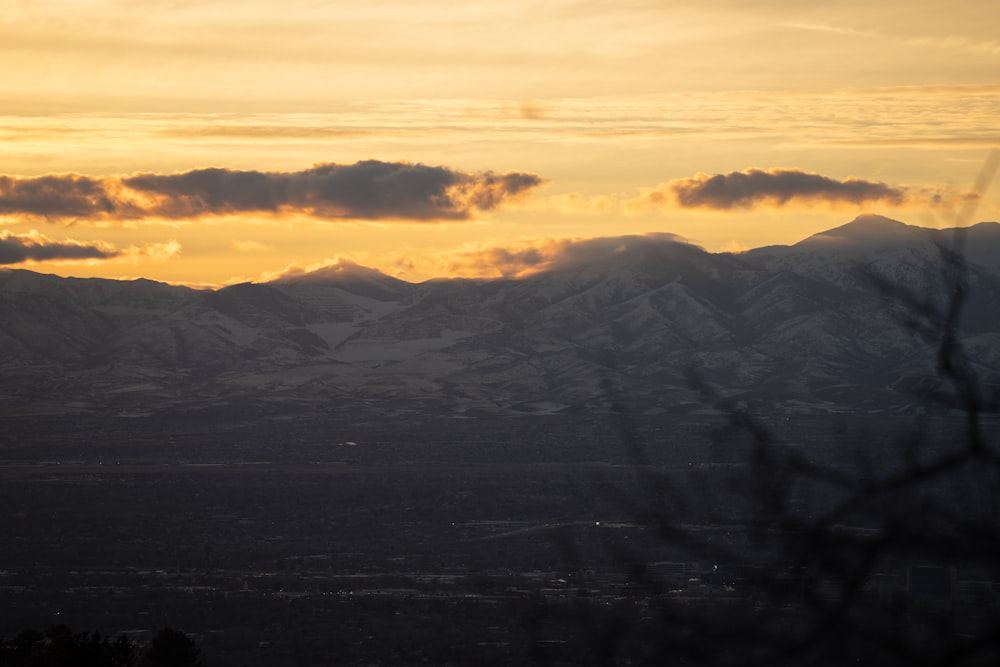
2;216;997;417
961;221;1000;274
273;260;415;302
745;214;1000;294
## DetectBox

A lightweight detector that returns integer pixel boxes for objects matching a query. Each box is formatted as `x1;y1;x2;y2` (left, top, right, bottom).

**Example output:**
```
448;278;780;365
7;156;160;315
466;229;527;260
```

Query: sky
2;0;999;286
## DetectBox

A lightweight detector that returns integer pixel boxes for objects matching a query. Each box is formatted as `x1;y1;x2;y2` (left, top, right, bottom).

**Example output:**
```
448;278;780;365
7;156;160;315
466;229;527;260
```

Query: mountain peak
823;213;908;235
270;260;414;302
272;259;399;285
799;214;928;246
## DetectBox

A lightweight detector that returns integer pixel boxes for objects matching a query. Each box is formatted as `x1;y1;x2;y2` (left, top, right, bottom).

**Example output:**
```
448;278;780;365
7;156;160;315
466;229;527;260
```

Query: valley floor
2;410;998;665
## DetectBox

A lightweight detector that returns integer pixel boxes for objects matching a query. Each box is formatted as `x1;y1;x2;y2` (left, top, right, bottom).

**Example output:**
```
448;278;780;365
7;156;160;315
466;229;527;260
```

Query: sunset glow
2;0;999;285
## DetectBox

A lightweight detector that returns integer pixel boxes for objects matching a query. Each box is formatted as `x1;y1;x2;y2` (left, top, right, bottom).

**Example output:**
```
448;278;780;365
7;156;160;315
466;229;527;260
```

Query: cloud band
0;230;181;266
0;161;544;223
644;168;912;210
0;230;120;265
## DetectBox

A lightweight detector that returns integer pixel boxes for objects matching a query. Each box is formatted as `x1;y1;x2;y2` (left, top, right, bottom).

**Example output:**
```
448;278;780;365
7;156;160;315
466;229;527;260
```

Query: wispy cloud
780;20;1000;58
0;161;545;224
4;88;998;173
778;21;876;38
125;240;183;262
902;34;1000;57
632;168;964;211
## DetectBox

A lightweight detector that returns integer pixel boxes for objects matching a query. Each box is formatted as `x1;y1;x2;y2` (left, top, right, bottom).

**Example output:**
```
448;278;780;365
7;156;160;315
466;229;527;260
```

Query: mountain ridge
2;215;997;418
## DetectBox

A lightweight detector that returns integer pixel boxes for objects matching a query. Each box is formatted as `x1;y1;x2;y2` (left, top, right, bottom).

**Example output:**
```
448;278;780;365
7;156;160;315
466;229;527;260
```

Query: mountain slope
2;216;997;417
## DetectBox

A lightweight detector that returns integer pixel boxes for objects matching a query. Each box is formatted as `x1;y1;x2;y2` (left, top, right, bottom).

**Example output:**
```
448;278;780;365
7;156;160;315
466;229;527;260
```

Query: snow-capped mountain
745;214;1000;291
2;215;998;418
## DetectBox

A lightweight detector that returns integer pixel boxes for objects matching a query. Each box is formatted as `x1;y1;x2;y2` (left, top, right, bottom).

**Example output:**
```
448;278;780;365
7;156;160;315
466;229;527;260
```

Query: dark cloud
646;168;911;210
0;231;121;265
438;233;695;279
542;233;698;272
0;161;545;223
0;174;127;220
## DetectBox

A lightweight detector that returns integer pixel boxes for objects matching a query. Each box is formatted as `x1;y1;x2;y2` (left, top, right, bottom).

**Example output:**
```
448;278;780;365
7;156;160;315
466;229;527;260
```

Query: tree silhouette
0;625;137;667
531;152;1000;666
0;626;203;667
143;628;204;667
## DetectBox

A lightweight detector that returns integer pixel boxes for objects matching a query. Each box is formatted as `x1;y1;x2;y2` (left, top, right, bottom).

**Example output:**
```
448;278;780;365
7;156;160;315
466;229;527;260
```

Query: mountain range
3;215;999;419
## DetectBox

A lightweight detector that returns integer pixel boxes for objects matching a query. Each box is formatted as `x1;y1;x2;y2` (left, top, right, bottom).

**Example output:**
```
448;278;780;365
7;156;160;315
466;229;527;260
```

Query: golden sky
2;0;999;285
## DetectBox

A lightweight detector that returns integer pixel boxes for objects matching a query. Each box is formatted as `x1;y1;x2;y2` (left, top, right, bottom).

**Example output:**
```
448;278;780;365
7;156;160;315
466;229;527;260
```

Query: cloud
903;34;1000;57
633;168;943;211
389;232;697;280
438;241;560;279
0;174;129;220
0;229;121;265
0;230;181;266
518;101;546;120
0;161;545;224
124;240;183;262
778;21;877;39
260;233;701;283
779;21;1000;57
536;233;696;271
